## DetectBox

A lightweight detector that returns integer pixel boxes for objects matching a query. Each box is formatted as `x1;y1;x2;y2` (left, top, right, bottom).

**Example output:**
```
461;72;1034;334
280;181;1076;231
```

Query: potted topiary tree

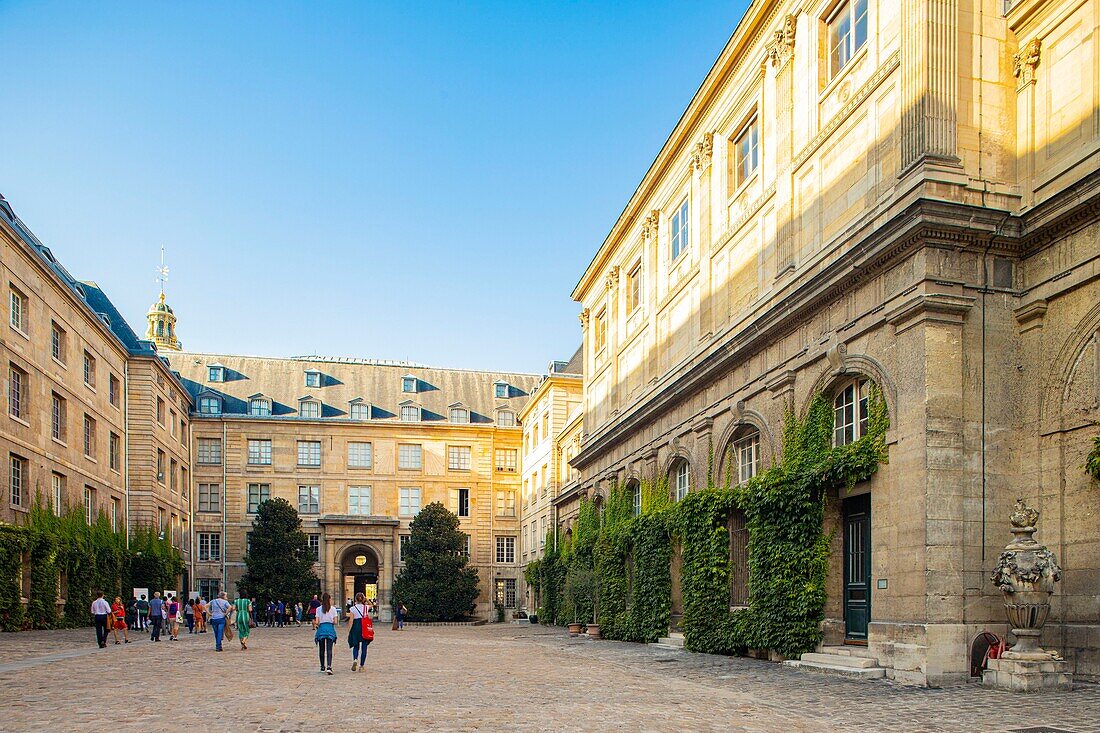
563;568;591;636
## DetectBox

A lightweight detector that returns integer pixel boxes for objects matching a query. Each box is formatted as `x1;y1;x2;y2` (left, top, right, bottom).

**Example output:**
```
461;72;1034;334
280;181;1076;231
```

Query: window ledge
51;357;67;369
728;172;760;203
820;45;868;101
51;437;68;448
9;415;30;428
85;455;98;464
11;327;29;341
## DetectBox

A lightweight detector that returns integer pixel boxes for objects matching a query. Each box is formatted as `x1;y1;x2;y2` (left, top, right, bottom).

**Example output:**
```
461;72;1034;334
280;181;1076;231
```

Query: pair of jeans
351;639;369;666
185;615;194;633
150;617;163;641
93;614;109;646
318;638;334;669
211;617;226;649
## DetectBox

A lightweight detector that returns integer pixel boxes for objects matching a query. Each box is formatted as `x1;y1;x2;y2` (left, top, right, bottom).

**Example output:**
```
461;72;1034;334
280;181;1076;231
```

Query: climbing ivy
0;524;27;631
1086;433;1100;482
529;385;889;660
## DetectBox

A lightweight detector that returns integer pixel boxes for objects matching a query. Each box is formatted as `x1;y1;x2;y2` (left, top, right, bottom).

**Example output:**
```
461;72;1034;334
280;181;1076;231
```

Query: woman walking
167;595;181;641
184;598;195;634
234;594;252;650
312;592;338;675
208;592;233;652
347;592;373;672
110;596;131;644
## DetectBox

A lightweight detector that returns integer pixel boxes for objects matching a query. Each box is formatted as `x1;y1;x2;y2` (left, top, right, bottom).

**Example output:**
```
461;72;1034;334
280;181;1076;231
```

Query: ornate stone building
0;196;192;575
166;352;539;620
569;0;1100;684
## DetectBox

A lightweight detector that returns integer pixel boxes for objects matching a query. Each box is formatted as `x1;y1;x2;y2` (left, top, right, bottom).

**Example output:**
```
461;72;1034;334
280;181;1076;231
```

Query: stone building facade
0;196;193;579
166;352;539;620
568;0;1100;685
517;351;582;608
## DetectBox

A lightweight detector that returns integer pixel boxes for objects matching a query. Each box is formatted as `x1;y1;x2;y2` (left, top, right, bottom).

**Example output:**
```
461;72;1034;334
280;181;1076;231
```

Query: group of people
313;591;374;675
127;592;216;638
263;599;304;627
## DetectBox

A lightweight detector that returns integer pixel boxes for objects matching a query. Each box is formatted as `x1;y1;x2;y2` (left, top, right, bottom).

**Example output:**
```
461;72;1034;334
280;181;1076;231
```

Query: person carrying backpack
346;592;374;672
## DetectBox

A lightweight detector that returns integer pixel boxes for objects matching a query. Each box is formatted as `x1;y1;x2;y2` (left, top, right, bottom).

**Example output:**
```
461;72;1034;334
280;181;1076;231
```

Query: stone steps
651;632;685;651
784;650;887;680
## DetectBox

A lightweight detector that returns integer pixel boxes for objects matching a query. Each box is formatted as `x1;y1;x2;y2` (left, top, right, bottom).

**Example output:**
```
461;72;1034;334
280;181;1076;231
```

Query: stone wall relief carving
690;132;714;172
642;209;660;240
1013;38;1041;86
767;14;797;68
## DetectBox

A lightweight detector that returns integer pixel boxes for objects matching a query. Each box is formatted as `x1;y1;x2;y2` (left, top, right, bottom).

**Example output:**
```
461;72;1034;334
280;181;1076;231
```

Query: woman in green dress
234;595;252;650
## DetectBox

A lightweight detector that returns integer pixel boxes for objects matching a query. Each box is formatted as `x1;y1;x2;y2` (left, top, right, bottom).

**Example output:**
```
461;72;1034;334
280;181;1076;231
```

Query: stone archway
339;544;381;609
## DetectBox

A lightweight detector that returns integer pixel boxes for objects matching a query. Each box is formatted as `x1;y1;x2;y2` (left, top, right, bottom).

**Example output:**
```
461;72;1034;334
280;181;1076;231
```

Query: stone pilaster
901;0;960;169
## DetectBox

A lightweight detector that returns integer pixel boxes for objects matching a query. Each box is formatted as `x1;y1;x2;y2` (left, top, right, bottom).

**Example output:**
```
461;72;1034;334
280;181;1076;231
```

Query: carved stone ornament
767;14;797;67
578;308;590;329
605;266;620;291
642;210;660;240
690;132;714;172
990;498;1063;661
1012;39;1041;84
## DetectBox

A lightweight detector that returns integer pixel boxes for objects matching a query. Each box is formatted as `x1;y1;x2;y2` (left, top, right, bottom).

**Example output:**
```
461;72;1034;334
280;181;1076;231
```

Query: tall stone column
770;16;797;276
901;0;960;169
692;133;715;337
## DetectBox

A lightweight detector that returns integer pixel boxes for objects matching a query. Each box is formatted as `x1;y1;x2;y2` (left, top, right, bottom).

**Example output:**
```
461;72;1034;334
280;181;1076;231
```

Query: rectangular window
9;454;26;507
199;579;220;600
593;309;607;352
9;285;27;332
157;449;166;483
197;438;222;465
400;405;420;422
348;486;372;515
109;374;120;408
249;398;271;416
495;383;508;399
729;511;750;606
50;392;66;441
169;458;178;492
496;490;516;517
111;498;120;532
247;439;272;465
733;116;759;188
448;446;471;471
670;197;690;261
736;433;760;484
494;449;517;473
299;400;321;418
199;396;221;414
305;371;321;388
83;351;96;388
462;533;471;558
828;0;869;79
348;442;373;468
496;410;516;427
625;261;641;313
198;533;221;562
83;414;96;457
208;366;223;382
51;472;64;517
51;321;66;363
109;432;121;471
298;485;320;514
449;406;468;424
349;402;369;420
308;534;320;561
495;536;516;564
84;486;95;524
540;517;546;547
398;444;422;470
402;377;416;393
297;440;322;467
8;363;27;420
247;483;270;513
399;534;411;562
452;488;470;518
156;397;165;425
399;487;421;517
495;578;517;608
198;483;221;513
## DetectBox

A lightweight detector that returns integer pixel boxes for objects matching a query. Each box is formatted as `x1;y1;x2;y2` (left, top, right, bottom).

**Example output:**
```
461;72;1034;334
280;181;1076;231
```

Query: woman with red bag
346;592;373;672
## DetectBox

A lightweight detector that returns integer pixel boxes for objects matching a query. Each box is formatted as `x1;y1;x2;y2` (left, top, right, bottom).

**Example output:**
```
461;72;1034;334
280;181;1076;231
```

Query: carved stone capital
578;308;590;329
605;266;620;291
690;132;714;172
642;209;660;240
767;14;797;68
1013;39;1041;86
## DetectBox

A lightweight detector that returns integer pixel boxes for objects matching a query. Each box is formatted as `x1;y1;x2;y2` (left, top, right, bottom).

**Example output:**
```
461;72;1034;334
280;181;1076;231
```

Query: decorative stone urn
990;499;1063;661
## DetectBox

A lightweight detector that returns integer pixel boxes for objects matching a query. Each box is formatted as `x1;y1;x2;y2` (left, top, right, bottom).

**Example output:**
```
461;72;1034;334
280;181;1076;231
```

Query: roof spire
146;247;181;351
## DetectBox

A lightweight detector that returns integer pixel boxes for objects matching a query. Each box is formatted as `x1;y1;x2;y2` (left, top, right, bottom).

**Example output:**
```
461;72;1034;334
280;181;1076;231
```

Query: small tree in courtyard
391;502;479;621
237;498;317;605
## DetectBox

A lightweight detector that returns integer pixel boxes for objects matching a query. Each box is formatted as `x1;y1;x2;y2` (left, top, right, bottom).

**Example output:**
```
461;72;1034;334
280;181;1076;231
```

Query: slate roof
166;352;543;424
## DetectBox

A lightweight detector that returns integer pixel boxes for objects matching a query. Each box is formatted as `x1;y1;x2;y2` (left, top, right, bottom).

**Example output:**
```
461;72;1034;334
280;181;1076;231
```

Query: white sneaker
326;668;333;675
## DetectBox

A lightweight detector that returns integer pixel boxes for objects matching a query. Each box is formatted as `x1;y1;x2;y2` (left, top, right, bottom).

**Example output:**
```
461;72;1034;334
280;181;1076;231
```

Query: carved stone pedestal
982;657;1073;692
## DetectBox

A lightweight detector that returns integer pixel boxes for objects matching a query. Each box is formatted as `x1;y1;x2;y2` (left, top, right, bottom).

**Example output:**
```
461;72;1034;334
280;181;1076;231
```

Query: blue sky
1;1;745;373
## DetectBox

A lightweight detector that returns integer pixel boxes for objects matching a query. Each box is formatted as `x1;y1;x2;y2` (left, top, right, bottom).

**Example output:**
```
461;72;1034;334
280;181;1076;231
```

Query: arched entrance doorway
340;546;380;608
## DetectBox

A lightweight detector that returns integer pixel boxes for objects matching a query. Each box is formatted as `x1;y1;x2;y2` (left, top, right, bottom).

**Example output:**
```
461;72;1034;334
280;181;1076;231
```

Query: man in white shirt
90;591;112;648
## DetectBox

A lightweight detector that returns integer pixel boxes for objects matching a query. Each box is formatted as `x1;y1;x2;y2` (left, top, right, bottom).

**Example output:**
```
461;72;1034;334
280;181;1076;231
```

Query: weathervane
155;246;169;295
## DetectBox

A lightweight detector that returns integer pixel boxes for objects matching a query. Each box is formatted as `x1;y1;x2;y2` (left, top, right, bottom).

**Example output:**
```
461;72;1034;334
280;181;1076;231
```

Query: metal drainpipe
221;420;227;591
489;428;495;620
123;362;130;549
186;409;194;597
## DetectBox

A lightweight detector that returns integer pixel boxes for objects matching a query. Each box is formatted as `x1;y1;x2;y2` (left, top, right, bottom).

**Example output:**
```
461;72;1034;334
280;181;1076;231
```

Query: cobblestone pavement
0;623;1097;732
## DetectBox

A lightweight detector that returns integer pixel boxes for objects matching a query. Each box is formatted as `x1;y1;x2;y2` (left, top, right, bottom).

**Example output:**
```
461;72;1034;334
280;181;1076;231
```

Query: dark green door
843;493;871;641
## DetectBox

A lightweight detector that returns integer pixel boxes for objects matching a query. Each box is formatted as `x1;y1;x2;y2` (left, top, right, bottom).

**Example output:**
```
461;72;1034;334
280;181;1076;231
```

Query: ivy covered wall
530;387;889;659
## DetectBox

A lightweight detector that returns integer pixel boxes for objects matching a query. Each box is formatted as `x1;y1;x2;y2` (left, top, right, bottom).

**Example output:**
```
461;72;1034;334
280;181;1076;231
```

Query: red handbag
361;613;374;642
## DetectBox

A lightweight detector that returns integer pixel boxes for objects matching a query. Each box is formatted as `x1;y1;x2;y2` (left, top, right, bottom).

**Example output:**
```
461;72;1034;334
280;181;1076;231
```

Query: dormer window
400;404;421;422
299;398;321;419
208;365;225;383
496;409;516;427
449;405;469;424
249;396;272;416
494;382;509;399
199;395;222;415
349;400;370;420
402;376;417;393
304;370;321;388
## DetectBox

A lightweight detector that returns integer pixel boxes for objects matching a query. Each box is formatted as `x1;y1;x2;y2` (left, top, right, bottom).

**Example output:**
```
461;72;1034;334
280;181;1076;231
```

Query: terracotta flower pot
587;623;601;639
568;622;583;636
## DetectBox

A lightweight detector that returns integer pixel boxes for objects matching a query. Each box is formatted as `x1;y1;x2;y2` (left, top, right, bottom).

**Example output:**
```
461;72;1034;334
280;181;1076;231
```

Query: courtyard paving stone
0;623;1097;732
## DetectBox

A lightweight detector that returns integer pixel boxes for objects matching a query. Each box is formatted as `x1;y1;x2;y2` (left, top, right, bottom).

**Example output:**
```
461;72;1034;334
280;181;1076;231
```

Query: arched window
496;409;516;427
628;481;641;516
732;429;760;484
672;460;690;501
833;377;870;446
